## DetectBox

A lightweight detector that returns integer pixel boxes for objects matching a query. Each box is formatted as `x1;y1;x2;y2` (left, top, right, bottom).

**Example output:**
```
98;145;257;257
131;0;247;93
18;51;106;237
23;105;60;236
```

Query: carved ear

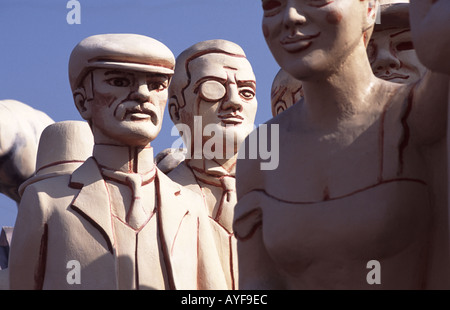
168;96;181;123
365;0;379;30
73;88;92;120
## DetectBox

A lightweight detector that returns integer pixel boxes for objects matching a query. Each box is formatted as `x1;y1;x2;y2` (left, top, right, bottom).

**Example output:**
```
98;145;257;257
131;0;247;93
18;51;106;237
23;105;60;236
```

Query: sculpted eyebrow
237;80;256;90
104;70;128;76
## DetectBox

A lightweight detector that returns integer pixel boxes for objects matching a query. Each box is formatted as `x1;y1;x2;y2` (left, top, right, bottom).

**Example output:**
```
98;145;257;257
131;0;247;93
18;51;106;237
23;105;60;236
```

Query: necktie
102;168;155;230
217;175;237;233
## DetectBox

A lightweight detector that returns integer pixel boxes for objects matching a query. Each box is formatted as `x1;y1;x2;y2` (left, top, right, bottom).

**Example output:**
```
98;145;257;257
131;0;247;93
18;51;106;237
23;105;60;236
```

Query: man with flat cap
9;34;227;290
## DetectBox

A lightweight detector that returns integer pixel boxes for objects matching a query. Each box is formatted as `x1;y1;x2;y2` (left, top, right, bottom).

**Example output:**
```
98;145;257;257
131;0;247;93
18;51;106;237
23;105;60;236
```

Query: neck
301;43;379;130
93;143;155;174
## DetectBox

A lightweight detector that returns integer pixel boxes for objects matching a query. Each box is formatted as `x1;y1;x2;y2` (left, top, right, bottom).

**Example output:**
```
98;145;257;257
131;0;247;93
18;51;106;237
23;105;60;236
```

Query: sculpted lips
219;113;244;125
378;73;410;81
280;32;321;53
120;104;158;125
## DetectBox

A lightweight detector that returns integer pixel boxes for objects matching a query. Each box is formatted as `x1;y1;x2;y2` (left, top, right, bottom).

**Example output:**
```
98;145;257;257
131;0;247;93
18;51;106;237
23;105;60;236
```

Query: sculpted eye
106;77;131;87
148;81;168;91
197;80;226;102
262;0;281;11
240;88;256;100
396;41;414;52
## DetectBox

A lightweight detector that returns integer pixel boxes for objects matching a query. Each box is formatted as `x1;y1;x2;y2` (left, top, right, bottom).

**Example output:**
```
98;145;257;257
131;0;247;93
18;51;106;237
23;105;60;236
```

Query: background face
89;69;168;146
271;69;303;116
409;0;450;74
368;28;427;84
261;0;368;80
0;1;278;226
183;53;258;157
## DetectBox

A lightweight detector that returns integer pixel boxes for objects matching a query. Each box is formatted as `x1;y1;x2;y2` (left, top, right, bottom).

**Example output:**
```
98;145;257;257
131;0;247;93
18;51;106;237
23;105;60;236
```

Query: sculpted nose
221;85;243;112
130;79;151;103
372;49;401;73
283;6;306;31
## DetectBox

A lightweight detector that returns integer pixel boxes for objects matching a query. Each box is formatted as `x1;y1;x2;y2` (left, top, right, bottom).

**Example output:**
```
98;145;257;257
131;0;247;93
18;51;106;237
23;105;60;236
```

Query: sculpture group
2;0;450;290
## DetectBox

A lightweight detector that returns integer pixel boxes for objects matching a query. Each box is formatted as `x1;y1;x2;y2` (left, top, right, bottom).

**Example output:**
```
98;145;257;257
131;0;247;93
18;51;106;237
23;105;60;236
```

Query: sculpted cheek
262;24;270;38
326;10;343;25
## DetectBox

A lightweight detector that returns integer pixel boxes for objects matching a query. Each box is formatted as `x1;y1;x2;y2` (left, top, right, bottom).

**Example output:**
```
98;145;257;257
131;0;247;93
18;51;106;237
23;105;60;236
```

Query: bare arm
408;71;449;145
409;0;450;75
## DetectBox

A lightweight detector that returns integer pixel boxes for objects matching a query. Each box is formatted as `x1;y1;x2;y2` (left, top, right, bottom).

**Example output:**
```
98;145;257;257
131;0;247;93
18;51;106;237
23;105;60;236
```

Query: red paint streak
133;148;139;173
71;204;115;254
170;210;190;256
214;192;226;223
35;224;48;290
155;173;175;290
397;85;416;176
111;212;153;233
181;49;247;109
234;209;262;241
103;177;117;252
223;66;238;71
228;234;236;290
36;160;86;174
135;234;139;290
323;186;330;201
128;147;133;173
378;101;390;182
390;29;410;38
254;178;427;205
196;217;200;290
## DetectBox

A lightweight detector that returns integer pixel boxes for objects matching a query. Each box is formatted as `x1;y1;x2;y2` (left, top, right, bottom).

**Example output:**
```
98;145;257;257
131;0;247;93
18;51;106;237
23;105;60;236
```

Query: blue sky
0;0;280;227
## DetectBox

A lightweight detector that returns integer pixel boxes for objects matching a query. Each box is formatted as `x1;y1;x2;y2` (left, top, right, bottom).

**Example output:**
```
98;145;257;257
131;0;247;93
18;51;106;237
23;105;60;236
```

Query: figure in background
18;120;94;197
0;227;12;290
271;69;303;117
234;0;449;289
167;39;258;289
1;121;94;290
155;148;186;174
0;100;54;203
9;34;227;290
0;99;53;290
367;0;426;84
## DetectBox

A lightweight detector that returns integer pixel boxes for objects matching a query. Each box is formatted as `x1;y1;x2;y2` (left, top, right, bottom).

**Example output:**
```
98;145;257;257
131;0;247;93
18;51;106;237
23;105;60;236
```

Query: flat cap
69;33;175;92
376;1;410;31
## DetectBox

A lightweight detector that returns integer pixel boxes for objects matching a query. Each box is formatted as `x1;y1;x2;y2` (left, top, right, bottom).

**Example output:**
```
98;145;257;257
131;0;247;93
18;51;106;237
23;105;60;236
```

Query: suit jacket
9;157;227;290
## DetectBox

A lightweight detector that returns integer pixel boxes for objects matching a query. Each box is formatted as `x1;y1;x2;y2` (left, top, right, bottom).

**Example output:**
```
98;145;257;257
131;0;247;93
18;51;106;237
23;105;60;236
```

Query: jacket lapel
69;157;115;254
156;169;198;289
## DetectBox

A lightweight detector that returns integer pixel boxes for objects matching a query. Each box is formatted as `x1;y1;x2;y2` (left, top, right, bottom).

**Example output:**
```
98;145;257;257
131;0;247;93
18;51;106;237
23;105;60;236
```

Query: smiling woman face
261;0;372;80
